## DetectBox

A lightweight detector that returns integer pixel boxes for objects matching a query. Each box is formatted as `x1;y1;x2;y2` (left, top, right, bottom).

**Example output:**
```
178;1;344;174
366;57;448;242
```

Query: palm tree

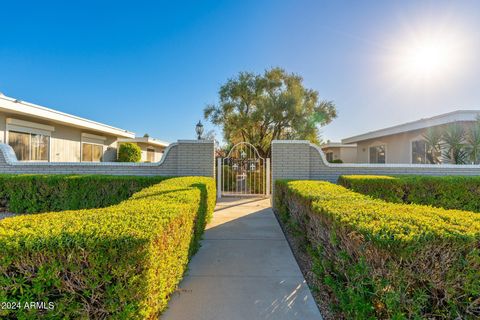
442;124;468;164
466;116;480;164
422;127;442;164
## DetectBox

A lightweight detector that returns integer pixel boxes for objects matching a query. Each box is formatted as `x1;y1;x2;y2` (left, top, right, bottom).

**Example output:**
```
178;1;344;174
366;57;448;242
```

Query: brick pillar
176;140;215;177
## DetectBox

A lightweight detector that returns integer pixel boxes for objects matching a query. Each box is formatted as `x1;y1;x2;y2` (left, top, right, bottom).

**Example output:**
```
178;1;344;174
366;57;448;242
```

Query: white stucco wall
0;111;122;162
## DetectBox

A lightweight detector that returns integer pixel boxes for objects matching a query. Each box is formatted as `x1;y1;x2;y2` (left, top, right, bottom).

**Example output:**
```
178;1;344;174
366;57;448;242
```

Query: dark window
412;140;440;164
369;145;386;163
82;143;103;162
326;152;333;162
8;131;49;161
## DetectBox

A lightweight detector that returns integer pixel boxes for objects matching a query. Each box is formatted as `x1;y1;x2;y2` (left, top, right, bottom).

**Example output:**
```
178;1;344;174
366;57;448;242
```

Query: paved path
162;197;322;320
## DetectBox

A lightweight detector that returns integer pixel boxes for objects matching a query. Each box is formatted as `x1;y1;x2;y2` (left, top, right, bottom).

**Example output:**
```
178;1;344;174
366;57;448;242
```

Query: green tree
442;124;468;164
422;127;443;164
118;143;142;162
204;68;337;157
466;116;480;164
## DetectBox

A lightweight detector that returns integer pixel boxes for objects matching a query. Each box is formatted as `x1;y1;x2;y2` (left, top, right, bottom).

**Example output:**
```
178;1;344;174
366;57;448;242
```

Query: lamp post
195;120;204;140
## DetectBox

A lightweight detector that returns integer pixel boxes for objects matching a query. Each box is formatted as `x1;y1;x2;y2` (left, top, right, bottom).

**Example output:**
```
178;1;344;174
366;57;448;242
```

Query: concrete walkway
162;197;322;320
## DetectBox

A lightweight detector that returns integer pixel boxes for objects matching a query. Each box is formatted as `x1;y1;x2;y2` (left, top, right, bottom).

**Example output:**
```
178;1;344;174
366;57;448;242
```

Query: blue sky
1;0;480;143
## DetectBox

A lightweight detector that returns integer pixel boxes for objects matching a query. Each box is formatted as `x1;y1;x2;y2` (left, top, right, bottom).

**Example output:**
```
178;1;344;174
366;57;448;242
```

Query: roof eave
0;95;135;138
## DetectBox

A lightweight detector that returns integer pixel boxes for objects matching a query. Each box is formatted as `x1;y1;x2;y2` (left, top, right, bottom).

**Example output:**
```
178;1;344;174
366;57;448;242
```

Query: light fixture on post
195;120;204;140
284;124;294;140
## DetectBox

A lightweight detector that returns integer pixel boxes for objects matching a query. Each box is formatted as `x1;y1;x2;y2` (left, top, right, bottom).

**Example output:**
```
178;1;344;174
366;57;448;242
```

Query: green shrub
339;175;480;212
0;176;216;319
118;143;142;162
337;175;405;203
329;159;343;163
0;174;164;213
275;180;480;319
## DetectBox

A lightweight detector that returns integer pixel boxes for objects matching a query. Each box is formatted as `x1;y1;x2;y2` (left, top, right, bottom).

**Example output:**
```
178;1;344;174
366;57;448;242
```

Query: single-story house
118;136;169;162
341;110;480;164
320;142;357;163
0;93;168;162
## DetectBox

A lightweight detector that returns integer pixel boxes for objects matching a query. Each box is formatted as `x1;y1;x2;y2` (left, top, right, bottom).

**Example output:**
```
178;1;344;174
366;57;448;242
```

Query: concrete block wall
0;140;215;177
272;140;480;195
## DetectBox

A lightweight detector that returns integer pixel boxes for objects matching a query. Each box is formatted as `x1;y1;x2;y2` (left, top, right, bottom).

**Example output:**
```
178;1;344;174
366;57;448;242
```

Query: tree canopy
204;68;337;157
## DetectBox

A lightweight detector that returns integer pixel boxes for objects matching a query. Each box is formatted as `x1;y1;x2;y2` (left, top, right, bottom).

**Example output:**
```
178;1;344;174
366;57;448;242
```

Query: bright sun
388;27;470;85
400;39;454;79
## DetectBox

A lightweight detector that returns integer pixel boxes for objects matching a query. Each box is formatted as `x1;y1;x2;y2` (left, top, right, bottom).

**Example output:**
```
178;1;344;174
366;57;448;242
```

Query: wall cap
272;140;310;144
308;141;480;169
177;140;214;144
0;142;179;167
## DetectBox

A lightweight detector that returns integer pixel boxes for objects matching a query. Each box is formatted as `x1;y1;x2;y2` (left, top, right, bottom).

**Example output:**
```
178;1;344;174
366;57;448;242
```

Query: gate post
217;157;222;199
266;158;270;195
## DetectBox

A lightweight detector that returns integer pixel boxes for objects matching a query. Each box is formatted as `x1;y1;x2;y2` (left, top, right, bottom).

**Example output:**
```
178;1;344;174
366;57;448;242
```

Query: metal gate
217;142;270;198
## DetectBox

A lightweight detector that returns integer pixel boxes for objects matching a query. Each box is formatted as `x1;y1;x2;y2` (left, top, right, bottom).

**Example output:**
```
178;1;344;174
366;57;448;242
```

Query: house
320;142;357;163
0;93;168;162
341;110;480;164
118;136;168;162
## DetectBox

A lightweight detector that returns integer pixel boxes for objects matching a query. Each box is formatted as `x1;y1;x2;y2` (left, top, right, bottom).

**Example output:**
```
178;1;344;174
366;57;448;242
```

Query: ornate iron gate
217;142;270;198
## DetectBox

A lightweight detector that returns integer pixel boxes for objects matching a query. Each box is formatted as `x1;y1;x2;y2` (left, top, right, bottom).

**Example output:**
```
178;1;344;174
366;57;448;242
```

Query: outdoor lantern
195;120;204;140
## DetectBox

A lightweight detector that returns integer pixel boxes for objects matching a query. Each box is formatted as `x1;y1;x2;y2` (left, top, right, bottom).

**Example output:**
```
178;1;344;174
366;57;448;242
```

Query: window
369;145;386;163
8;131;49;161
147;147;155;162
412;140;439;164
82;143;103;162
325;152;333;162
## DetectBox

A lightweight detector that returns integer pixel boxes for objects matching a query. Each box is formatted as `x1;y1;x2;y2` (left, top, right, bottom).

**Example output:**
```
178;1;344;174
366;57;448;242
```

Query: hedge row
275;180;480;319
0;174;165;213
0;176;216;319
338;175;480;212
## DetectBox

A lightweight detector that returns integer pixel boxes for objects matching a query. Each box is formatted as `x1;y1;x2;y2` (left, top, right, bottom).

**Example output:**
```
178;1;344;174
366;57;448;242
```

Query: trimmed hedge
0;176;215;319
275;180;480;319
338;175;480;212
0;174;164;214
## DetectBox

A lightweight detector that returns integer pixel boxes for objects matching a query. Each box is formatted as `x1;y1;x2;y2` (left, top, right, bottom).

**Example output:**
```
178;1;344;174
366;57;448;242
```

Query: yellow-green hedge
275;180;480;319
0;176;216;319
0;174;165;213
338;175;480;212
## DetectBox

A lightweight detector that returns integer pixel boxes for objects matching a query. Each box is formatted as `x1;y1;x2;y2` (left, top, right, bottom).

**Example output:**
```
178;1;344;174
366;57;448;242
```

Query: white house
0;93;168;162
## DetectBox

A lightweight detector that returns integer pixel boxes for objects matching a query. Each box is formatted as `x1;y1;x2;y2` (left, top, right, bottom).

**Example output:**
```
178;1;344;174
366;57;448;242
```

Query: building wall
271;140;480;196
134;143;166;162
339;147;357;163
354;121;475;164
321;147;357;163
0;140;215;177
321;147;341;162
355;130;423;164
0;112;122;162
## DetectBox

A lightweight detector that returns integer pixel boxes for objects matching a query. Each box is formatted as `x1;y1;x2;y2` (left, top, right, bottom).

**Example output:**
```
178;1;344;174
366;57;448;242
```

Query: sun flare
400;39;454;78
388;27;470;85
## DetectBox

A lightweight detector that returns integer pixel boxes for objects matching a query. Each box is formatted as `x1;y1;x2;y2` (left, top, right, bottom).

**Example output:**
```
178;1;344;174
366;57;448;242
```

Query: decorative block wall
0;140;215;177
272;140;480;194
